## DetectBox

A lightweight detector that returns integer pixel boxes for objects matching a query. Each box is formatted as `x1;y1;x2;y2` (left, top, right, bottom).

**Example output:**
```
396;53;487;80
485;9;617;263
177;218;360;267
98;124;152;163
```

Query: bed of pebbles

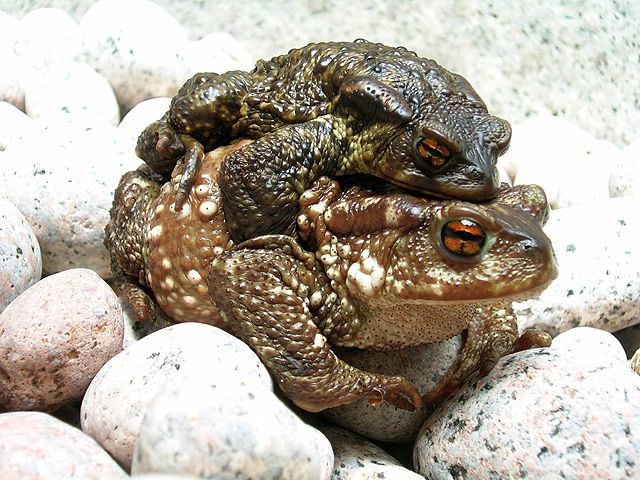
1;1;639;479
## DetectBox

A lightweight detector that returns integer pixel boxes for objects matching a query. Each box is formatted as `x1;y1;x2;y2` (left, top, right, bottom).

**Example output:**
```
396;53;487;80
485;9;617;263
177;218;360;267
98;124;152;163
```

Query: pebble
81;322;273;468
320;425;423;479
0;50;32;110
0;196;41;312
80;0;191;112
515;196;640;337
414;329;640;479
117;96;172;154
186;32;254;76
631;350;640;375
0;10;18;54
0;101;34;151
0;268;123;412
322;337;461;443
0;120;140;277
13;8;82;69
131;377;334;480
25;61;120;126
501;115;620;208
0;411;127;479
609;137;640;198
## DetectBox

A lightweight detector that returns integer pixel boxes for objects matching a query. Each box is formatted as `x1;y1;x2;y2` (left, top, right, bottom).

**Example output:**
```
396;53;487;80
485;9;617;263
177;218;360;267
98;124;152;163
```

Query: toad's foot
208;234;422;412
135;113;186;178
423;302;545;405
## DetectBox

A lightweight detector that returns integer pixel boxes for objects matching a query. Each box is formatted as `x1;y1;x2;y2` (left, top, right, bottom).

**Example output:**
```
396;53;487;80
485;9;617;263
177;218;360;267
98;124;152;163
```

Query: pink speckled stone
0;411;127;479
0;196;41;312
414;337;640;478
0;268;123;411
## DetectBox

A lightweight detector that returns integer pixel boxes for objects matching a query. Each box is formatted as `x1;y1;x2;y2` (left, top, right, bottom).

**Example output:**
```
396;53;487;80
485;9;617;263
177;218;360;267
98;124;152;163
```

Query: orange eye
441;219;486;257
416;137;451;169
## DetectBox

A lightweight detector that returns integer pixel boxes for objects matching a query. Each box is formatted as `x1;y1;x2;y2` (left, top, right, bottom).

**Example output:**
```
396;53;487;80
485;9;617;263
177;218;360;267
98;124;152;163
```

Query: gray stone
610;137;640;198
81;322;273;469
0;195;41;312
322;338;461;443
321;425;422;479
515;197;640;336
131;377;333;480
0;411;127;479
0;268;123;411
414;330;640;479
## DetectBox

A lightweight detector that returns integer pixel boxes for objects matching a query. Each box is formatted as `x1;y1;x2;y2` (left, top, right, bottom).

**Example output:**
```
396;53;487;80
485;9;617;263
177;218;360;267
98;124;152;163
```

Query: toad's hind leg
423;302;551;405
208;235;422;412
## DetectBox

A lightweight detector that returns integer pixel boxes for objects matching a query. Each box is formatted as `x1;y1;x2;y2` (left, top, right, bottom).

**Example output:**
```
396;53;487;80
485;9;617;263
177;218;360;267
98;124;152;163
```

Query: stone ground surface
1;0;638;147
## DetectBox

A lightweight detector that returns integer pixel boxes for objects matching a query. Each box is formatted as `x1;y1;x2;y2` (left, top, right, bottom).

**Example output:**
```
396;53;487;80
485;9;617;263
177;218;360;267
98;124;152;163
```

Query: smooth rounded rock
322;338;461;443
610;137;640;198
187;32;254;76
0;10;18;54
80;0;191;111
118;96;171;154
0;120;140;277
0;101;34;151
0;268;123;411
0;411;127;479
630;349;640;375
551;326;628;368
503;115;619;208
25;61;120;125
81;322;272;468
321;425;423;479
414;340;640;479
13;8;82;69
0;196;41;312
515;196;640;336
131;377;333;480
0;50;32;110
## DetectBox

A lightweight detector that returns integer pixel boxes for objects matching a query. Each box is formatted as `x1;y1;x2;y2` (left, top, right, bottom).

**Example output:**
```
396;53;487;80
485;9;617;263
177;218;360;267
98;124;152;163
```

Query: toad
136;40;512;243
106;141;557;412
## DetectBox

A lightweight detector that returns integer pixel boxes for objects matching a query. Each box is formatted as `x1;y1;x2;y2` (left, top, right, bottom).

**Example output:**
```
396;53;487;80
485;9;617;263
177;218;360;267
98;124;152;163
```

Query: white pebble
515;196;640;337
81;322;272;469
0;51;33;110
13;8;82;69
25;61;120;125
0;120;140;277
131;378;333;480
0;101;34;151
0;269;123;411
187;32;254;76
118;97;171;153
0;412;127;479
0;10;19;54
503;115;620;208
80;0;191;112
0;196;41;312
609;136;640;197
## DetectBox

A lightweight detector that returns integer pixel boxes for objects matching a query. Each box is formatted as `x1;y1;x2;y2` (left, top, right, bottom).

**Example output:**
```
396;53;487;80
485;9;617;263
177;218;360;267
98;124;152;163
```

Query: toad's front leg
423;302;552;405
208;235;422;412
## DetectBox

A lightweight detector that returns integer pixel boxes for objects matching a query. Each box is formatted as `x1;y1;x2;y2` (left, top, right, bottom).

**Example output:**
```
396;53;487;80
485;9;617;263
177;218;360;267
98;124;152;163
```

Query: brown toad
136;40;512;243
106;141;557;412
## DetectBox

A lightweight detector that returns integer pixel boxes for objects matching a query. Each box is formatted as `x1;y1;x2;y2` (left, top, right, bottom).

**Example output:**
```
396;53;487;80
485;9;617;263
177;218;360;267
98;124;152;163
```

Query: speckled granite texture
1;0;638;146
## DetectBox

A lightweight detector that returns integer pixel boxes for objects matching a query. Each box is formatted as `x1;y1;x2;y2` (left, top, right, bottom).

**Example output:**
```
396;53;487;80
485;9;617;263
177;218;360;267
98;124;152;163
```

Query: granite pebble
503;115;620;208
0;196;41;312
0;268;123;411
80;0;191;112
515;196;640;337
131;377;333;480
609;137;640;198
0;10;18;54
321;425;423;480
81;322;273;468
117;96;171;154
0;411;127;479
13;8;82;69
0;120;140;277
0;101;34;151
414;329;640;479
322;338;461;443
186;32;254;76
25;61;120;125
0;50;32;110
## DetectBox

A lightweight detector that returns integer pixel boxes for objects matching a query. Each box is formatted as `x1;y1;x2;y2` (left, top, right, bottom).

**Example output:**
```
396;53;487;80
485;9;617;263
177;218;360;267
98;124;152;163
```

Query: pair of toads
106;40;558;412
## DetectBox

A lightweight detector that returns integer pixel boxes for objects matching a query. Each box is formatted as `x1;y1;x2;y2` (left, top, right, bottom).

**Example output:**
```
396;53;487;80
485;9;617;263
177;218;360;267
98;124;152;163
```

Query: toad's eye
415;137;452;169
441;219;486;257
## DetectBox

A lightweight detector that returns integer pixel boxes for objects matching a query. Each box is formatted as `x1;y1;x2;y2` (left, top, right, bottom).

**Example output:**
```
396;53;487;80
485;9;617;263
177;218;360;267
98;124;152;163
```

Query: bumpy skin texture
136;40;512;243
106;143;557;412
